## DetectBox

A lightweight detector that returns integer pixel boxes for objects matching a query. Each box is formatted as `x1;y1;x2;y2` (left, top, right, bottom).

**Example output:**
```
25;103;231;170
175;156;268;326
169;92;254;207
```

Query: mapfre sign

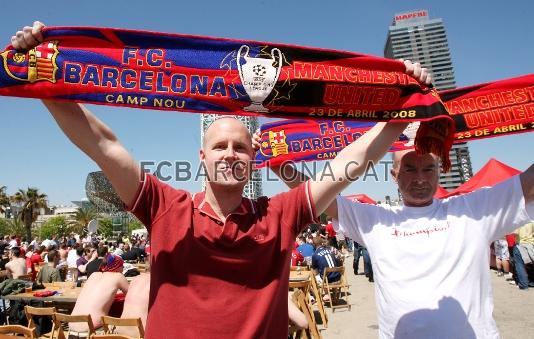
394;10;428;23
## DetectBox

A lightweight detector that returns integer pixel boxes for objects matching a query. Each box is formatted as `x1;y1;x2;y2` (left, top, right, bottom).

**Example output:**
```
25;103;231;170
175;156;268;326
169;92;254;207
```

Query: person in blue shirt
296;236;315;258
311;237;341;283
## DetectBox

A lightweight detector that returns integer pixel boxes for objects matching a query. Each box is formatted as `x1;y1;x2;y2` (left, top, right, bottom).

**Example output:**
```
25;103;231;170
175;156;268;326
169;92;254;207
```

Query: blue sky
0;0;532;205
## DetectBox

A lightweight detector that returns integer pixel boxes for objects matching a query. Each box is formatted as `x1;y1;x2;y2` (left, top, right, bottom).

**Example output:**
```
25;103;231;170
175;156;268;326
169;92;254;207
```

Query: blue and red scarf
0;26;453;168
257;74;534;167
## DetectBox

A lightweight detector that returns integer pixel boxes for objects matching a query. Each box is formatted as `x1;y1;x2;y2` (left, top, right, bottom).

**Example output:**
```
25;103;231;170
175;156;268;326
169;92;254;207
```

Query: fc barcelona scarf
256;74;534;168
0;26;453;169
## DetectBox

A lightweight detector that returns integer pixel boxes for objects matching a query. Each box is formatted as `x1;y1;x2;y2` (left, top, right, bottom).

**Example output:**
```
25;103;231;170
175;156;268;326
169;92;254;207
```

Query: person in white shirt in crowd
29;237;39;248
41;238;53;250
113;243;125;256
493;238;511;277
67;243;80;269
8;236;18;249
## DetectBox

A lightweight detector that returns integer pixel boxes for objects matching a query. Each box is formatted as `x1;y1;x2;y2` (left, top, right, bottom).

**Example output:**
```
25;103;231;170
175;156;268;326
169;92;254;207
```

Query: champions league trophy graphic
237;45;282;113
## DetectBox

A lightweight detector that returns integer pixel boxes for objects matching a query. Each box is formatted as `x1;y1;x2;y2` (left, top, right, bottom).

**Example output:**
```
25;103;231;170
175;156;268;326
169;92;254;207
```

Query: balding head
203;117;251;148
392;150;439;170
391;150;440;207
200;117;254;192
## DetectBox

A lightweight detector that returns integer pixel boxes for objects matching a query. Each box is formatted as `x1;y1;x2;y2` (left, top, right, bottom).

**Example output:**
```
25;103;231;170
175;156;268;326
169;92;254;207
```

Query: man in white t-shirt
334;151;534;339
273;150;534;338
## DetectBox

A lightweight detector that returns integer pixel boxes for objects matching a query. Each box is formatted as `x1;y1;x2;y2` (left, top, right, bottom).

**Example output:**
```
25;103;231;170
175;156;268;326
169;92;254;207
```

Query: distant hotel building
200;114;263;199
384;9;473;189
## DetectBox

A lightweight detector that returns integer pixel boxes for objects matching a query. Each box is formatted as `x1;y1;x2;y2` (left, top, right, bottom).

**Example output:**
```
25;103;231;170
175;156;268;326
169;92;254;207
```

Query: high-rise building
200;114;263;199
384;9;473;190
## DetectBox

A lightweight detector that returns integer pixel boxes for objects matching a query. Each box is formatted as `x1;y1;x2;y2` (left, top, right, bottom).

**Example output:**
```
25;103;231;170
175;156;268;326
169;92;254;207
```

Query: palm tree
10;188;48;239
70;206;97;235
0;186;10;215
5;216;25;237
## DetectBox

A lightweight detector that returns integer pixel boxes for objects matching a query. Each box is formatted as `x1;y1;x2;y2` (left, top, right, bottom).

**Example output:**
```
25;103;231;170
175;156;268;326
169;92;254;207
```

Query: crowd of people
491;222;534;290
0;233;149;282
0;232;151;335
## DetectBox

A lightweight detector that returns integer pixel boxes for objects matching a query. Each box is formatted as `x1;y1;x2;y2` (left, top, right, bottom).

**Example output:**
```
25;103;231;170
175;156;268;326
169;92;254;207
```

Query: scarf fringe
415;119;455;172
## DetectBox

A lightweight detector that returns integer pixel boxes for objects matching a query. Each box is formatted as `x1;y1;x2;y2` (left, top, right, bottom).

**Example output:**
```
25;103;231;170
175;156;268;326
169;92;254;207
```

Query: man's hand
401;59;432;85
252;129;261;153
11;22;142;208
11;21;44;50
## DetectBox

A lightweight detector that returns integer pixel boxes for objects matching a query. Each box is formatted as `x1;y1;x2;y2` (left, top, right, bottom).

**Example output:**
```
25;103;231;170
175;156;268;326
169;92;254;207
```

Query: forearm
310;122;407;215
43;100;141;206
43;100;118;164
329;122;406;184
270;164;308;189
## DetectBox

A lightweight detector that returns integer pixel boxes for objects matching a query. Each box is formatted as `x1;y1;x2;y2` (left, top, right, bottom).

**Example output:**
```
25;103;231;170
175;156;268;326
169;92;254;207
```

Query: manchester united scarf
0;26;453;168
256;74;534;167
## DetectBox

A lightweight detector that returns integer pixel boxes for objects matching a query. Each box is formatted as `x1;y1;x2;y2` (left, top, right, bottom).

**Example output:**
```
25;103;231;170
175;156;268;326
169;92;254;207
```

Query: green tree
11;188;48;239
6;216;26;237
97;218;113;239
128;219;145;235
0;216;25;237
0;218;10;236
0;186;10;215
40;216;70;240
69;207;97;236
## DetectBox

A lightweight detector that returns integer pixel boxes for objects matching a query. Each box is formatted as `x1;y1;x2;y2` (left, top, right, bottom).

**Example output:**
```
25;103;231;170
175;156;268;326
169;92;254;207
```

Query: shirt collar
193;191;256;221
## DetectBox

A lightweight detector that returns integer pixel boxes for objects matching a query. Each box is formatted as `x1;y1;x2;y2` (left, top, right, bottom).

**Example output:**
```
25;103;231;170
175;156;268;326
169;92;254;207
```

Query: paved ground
318;256;534;339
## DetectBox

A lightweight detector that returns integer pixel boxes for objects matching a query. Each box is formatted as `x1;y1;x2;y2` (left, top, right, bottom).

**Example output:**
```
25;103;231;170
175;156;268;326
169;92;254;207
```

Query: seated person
291;246;305;267
115;273;150;337
5;246;28;279
0;250;11;280
296;235;315;258
511;222;534;289
36;249;63;283
76;247;93;278
120;244;142;262
69;270;129;333
86;246;124;277
311;237;341;284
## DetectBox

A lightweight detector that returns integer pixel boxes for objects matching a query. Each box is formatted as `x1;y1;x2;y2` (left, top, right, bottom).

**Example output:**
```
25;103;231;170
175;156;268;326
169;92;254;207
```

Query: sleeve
456;175;534;242
127;173;190;230
334;196;381;247
269;181;318;235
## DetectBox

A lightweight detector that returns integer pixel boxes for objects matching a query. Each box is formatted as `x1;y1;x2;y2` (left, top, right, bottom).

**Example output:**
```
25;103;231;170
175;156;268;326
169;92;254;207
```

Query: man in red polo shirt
12;21;430;338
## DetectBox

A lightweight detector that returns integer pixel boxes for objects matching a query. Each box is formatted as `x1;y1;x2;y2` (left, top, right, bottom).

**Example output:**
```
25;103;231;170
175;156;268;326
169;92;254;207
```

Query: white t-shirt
66;249;78;268
335;175;533;339
41;239;53;249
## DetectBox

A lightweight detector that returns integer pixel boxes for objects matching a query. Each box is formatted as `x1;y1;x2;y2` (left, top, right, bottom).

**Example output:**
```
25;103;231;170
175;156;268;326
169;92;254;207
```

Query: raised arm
520;163;534;205
309;122;407;218
12;22;141;207
257;60;431;218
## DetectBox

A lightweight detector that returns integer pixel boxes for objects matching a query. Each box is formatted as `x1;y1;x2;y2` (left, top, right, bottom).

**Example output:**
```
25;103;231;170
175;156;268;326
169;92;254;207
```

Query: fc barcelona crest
259;130;289;157
1;41;60;83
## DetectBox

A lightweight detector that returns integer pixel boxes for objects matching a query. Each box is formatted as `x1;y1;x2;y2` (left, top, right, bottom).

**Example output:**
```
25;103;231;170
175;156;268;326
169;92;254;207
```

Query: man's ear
199;148;205;161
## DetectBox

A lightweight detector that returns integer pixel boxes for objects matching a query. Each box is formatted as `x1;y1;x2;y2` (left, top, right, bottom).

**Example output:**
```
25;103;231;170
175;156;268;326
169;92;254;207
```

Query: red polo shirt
129;174;317;339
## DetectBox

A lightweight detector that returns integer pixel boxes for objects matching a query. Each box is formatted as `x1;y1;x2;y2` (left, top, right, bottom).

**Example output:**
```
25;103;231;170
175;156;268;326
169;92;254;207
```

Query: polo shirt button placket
220;218;238;243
